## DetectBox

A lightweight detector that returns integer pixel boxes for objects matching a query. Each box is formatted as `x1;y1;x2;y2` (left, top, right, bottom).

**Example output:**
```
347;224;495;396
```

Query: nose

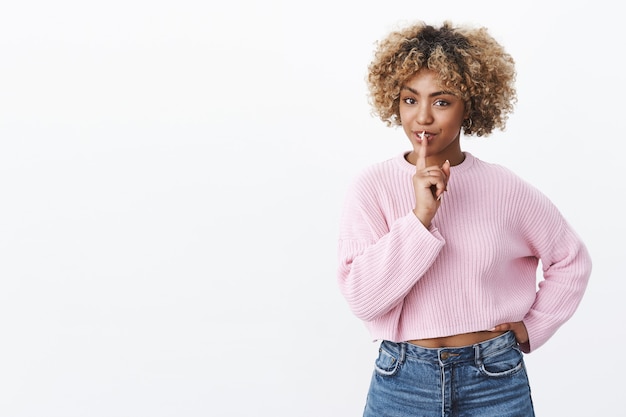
415;103;434;125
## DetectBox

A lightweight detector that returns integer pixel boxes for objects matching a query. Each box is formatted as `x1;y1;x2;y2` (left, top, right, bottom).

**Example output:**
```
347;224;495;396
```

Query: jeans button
440;352;449;360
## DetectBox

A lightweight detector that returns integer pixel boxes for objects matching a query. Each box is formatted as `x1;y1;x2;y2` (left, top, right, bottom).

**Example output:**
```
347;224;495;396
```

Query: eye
402;97;416;105
434;99;450;107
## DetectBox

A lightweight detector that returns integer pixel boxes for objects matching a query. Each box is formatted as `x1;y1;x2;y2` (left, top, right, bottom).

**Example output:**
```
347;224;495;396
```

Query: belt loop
474;342;483;367
399;342;406;364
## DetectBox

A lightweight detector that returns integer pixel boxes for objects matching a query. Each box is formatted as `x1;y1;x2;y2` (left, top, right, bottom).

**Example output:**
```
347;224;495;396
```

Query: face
399;69;467;166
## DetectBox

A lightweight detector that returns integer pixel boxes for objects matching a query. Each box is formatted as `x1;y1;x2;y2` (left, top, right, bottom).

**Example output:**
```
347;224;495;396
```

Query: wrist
413;208;431;229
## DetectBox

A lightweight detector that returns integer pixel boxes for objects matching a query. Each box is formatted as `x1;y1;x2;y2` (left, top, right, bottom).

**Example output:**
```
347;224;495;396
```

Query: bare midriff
408;331;507;348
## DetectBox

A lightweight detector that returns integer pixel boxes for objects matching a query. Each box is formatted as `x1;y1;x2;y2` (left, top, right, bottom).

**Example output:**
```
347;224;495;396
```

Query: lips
415;131;434;141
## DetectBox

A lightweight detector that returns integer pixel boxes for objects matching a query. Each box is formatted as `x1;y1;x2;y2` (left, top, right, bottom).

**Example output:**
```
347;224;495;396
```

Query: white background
0;0;623;416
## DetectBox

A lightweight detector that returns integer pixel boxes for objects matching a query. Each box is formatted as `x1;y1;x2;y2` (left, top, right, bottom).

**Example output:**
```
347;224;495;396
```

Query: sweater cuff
405;211;444;241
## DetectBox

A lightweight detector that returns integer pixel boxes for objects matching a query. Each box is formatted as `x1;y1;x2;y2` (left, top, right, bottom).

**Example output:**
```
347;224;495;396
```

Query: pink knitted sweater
337;152;591;353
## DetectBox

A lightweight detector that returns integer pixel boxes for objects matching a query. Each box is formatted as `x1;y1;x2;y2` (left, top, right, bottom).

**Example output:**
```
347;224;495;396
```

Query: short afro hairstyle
367;21;517;137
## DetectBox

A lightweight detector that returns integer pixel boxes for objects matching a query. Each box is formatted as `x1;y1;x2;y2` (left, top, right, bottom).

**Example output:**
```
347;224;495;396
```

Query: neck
405;150;465;167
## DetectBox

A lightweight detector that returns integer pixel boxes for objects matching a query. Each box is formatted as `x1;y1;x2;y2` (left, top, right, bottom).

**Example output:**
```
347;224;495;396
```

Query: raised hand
412;132;450;228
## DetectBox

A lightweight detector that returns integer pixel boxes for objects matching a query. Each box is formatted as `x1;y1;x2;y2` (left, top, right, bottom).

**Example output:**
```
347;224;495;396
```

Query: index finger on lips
416;131;427;171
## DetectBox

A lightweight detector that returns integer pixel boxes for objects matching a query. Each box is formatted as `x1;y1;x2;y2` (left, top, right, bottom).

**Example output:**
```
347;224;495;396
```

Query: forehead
402;68;456;95
402;70;443;92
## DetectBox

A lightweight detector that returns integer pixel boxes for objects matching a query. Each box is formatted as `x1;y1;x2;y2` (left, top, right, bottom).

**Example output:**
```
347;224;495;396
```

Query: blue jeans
363;331;535;417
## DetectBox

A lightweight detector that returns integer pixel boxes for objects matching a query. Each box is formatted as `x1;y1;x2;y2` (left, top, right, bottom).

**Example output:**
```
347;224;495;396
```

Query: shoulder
469;154;542;192
341;154;411;210
470;154;564;220
469;154;520;178
465;153;561;213
349;153;410;190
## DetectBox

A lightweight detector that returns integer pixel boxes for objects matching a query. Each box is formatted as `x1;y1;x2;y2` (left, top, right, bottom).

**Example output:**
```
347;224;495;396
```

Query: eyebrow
401;86;455;97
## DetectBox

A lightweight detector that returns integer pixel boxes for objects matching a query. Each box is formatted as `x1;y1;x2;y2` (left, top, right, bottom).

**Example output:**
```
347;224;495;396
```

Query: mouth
415;131;435;142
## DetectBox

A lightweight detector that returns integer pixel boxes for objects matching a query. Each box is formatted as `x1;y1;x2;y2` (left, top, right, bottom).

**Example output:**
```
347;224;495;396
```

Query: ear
463;100;471;119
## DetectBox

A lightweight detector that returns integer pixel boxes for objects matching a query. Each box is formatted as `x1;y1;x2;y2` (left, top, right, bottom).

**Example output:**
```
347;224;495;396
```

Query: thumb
441;159;450;191
489;323;511;332
441;159;451;177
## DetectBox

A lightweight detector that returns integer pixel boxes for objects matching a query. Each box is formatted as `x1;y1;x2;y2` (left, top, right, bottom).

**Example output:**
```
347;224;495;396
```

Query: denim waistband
380;331;518;365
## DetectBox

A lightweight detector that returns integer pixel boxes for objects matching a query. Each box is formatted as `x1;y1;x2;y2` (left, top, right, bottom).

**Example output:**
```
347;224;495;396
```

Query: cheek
398;107;411;125
400;118;413;135
443;112;465;129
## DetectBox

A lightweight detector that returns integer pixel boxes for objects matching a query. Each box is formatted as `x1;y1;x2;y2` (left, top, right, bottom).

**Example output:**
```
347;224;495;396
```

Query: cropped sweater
337;152;592;353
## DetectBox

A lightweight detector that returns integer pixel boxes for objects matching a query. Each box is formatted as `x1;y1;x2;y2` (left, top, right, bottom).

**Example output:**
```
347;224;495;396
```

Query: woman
337;21;592;416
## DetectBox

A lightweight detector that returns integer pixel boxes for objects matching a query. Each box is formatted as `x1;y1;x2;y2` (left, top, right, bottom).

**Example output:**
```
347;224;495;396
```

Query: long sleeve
338;200;445;321
516;189;592;352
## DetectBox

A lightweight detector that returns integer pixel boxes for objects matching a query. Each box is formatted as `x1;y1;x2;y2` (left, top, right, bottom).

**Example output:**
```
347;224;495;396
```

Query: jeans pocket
373;345;401;377
478;346;525;378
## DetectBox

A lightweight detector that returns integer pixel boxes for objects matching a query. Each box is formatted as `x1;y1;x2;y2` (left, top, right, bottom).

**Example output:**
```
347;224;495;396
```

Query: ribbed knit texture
337;152;591;353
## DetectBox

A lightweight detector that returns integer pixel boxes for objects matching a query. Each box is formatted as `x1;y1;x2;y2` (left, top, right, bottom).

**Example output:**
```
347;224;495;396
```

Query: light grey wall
0;0;621;415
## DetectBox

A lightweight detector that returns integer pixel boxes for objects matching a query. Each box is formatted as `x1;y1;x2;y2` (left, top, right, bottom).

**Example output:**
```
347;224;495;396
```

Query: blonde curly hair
367;21;517;137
